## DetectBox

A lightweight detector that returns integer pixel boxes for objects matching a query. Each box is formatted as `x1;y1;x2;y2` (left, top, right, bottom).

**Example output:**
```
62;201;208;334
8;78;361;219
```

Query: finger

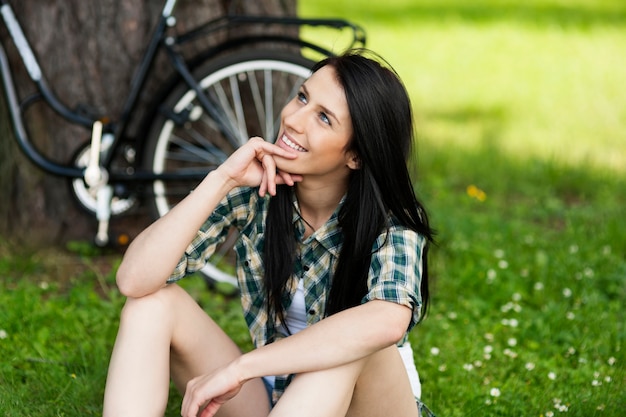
254;138;298;159
261;154;278;196
276;170;303;186
259;171;268;197
199;401;221;417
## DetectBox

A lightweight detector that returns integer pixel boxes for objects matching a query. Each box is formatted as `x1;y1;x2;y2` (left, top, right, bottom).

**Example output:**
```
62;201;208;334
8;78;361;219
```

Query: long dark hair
264;50;434;329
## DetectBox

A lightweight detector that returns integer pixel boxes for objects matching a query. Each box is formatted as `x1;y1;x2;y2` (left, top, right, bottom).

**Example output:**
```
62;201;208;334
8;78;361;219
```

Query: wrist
198;168;236;195
230;354;253;385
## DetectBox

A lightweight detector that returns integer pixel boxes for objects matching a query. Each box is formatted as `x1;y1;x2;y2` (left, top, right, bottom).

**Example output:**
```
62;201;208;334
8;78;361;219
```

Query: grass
1;0;625;415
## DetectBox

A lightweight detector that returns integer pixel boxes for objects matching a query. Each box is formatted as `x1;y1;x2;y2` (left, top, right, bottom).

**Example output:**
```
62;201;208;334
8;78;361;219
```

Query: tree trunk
0;0;296;247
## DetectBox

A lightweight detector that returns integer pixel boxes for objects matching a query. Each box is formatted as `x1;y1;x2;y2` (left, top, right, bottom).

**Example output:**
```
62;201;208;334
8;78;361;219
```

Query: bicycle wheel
143;49;316;287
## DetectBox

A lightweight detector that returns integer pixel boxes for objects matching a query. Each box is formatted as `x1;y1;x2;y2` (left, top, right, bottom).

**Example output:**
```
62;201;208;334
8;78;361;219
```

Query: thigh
155;284;271;417
270;345;417;417
346;345;419;417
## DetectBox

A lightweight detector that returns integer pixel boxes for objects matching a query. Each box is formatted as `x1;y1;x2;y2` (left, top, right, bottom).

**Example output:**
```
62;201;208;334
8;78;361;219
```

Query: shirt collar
291;191;344;257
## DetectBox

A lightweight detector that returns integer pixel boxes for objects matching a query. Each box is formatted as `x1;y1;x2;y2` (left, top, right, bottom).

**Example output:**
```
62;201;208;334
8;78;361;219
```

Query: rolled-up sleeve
363;225;426;331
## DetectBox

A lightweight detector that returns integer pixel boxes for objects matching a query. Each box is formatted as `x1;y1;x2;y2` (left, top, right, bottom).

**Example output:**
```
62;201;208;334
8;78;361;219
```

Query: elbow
373;301;412;346
385;321;408;346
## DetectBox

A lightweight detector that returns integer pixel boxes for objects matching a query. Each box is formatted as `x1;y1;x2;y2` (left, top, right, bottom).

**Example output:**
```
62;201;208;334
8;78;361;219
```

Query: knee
119;284;180;323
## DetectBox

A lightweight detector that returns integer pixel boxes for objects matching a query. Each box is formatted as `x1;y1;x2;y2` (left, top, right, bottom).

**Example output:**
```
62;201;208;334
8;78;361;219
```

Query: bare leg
103;284;270;417
270;345;418;417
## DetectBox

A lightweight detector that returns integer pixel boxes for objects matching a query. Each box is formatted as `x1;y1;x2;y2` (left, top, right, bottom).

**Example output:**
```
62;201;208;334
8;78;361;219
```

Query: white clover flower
525;362;535;371
494;249;505;258
503;348;518;358
533;282;544;291
566;312;575;320
513;303;522;313
566;347;576;356
438;364;447;372
594;371;600;378
562;288;572;298
604;376;612;383
484;333;494;342
592;380;601;386
489;388;501;397
569;245;579;254
548;372;557;380
463;363;474;371
430;347;440;356
473;360;483;368
484;353;492;360
484;345;493;354
507;338;517;347
498;260;509;269
546;411;554;417
608;357;616;366
0;330;7;340
447;312;458;320
557;404;569;412
512;292;522;301
602;245;611;256
584;267;594;278
39;281;49;290
487;269;497;283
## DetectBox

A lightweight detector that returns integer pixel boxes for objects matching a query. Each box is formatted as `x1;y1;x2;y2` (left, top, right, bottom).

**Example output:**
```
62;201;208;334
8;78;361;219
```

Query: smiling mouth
281;134;308;152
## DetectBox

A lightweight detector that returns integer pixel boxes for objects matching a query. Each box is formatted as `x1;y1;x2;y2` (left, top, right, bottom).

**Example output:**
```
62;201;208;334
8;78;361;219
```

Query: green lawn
1;0;625;415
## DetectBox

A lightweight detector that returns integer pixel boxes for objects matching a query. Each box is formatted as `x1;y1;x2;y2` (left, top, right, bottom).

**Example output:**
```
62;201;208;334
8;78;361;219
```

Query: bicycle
0;0;365;288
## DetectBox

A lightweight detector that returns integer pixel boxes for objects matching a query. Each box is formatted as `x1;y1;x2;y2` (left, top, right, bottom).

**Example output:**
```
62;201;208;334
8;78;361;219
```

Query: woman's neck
294;179;347;232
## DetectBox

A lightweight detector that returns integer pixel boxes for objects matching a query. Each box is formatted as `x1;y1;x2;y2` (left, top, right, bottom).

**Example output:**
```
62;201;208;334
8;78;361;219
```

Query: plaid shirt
168;186;426;403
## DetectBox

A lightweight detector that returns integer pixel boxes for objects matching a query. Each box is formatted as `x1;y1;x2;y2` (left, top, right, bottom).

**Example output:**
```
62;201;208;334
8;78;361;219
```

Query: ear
346;151;361;170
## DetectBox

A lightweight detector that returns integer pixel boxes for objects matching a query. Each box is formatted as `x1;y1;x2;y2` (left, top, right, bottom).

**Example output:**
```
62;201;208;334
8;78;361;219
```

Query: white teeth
282;135;307;152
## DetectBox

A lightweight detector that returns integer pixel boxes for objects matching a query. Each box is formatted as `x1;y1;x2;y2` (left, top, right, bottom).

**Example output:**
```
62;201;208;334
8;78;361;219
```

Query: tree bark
0;0;295;247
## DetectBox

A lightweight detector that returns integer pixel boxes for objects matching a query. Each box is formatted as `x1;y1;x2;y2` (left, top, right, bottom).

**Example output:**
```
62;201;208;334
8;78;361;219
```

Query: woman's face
274;65;357;181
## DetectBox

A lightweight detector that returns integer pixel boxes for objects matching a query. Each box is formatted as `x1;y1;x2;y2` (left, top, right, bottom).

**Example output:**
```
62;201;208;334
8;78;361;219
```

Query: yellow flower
467;184;487;202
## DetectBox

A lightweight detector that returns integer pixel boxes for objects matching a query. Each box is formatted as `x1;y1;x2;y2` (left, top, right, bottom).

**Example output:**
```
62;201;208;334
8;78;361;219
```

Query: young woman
102;50;435;417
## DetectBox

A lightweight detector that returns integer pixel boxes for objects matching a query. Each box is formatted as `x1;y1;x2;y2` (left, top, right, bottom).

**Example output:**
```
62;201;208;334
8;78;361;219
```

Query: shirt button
244;261;249;267
308;309;316;315
303;265;310;271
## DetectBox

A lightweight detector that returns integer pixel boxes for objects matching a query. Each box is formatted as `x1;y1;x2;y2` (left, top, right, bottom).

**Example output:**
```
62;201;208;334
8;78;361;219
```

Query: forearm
234;300;411;382
116;169;235;297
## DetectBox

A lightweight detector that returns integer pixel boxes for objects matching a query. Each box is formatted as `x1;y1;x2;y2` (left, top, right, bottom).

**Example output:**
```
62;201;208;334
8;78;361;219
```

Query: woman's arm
115;138;299;297
182;299;412;417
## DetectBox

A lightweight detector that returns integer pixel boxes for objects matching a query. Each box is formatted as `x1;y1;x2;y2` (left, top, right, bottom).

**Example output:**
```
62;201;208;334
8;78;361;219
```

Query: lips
280;134;308;152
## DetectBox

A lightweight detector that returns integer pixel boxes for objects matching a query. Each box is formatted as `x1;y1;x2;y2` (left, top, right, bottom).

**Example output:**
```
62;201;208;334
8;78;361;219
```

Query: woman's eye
297;91;307;103
319;112;331;125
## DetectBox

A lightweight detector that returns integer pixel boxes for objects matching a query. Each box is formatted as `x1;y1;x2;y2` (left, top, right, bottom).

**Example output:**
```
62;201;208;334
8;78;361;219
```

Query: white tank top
268;279;422;399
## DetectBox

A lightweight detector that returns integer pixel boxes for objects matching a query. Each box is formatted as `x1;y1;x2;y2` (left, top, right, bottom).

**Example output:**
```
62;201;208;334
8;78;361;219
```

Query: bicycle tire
143;49;316;288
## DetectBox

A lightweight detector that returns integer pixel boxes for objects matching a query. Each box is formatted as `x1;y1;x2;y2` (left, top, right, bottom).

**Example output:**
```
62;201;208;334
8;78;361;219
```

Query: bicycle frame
0;0;365;182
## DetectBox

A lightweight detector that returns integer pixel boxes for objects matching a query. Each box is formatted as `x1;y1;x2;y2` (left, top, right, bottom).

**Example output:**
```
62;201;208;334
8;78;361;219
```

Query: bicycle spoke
212;82;245;146
228;74;248;141
265;69;275;141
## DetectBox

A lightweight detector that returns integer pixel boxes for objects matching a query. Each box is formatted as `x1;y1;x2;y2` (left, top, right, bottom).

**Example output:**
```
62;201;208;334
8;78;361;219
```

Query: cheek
280;100;298;122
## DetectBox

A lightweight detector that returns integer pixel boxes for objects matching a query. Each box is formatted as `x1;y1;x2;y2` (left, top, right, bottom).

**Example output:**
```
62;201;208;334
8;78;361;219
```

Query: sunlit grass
300;0;626;172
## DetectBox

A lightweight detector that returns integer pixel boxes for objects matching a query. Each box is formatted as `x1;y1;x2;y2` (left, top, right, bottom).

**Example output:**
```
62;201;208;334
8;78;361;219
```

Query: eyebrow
301;83;341;126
